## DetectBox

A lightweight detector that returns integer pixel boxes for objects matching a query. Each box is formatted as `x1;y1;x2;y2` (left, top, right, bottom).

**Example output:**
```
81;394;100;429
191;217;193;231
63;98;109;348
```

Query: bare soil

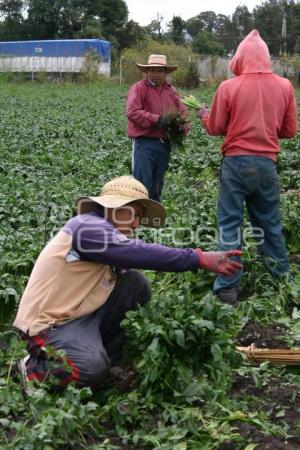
236;320;288;348
218;321;300;450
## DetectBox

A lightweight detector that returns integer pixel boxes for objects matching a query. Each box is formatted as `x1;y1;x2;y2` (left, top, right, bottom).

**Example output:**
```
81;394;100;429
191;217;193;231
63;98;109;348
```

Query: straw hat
76;175;166;228
136;54;177;73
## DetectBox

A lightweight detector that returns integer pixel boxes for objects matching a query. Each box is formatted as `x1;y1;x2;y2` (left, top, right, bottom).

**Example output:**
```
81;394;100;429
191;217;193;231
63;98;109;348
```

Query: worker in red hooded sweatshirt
197;30;298;305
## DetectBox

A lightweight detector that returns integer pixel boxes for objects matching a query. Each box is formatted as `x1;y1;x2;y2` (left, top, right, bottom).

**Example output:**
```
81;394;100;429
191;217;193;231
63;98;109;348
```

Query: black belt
137;136;170;144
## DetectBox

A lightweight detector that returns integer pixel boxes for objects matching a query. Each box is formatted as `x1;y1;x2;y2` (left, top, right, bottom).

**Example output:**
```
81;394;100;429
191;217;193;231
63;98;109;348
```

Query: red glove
195;249;243;276
197;106;209;120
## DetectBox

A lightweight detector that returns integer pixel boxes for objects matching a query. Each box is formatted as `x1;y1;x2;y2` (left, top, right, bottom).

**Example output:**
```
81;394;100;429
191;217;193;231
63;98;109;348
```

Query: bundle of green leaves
166;111;188;150
182;94;202;110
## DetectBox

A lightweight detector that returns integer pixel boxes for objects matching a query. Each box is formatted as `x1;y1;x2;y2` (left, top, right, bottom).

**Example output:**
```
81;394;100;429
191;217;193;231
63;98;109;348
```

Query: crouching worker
13;176;242;392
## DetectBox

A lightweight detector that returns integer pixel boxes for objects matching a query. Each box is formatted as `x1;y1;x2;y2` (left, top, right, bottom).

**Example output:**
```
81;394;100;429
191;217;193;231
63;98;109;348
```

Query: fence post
119;55;124;85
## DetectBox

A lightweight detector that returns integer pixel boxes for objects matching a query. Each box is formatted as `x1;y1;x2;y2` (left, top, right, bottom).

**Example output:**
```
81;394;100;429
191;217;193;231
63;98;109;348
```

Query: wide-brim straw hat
136;54;177;73
76;175;166;228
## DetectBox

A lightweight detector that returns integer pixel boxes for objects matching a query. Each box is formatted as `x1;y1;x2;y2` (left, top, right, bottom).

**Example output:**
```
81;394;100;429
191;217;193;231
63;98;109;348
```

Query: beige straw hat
136;54;177;73
76;175;166;228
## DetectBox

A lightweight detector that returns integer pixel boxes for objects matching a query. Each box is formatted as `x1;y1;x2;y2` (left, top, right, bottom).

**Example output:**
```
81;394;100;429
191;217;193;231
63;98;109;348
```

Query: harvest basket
236;344;300;365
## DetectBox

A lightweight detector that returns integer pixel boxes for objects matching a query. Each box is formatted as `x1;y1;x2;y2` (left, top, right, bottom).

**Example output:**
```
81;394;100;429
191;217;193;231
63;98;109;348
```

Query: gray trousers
22;270;151;389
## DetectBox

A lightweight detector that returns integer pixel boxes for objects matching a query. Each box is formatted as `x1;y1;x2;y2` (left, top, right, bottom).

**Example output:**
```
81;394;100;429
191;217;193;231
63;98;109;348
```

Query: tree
75;16;103;39
287;1;300;54
118;20;147;50
197;11;217;33
232;6;253;41
23;0;128;42
192;30;225;56
80;0;128;38
168;15;185;45
214;14;237;54
185;16;204;37
185;11;217;37
0;0;25;39
253;1;284;55
295;35;300;54
75;0;129;48
56;0;83;38
145;14;164;41
0;0;23;19
25;0;83;39
25;0;59;39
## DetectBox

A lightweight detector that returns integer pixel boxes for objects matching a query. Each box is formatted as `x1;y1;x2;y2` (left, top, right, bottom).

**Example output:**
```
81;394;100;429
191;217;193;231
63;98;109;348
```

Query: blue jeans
213;156;290;293
132;137;171;202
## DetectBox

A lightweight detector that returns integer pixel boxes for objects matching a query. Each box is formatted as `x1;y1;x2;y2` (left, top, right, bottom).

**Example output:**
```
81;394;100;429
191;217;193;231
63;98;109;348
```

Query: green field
0;81;300;449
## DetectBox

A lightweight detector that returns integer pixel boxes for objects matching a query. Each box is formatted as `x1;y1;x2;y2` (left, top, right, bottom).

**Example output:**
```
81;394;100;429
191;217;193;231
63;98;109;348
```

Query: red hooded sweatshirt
202;30;298;161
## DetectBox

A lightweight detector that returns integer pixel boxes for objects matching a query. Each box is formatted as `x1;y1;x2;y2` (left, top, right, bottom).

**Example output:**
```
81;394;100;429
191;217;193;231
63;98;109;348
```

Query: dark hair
73;202;105;217
93;203;105;216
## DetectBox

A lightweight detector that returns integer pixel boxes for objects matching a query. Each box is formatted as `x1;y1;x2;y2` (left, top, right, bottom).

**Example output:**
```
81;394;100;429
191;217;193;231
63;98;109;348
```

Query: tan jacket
13;230;117;336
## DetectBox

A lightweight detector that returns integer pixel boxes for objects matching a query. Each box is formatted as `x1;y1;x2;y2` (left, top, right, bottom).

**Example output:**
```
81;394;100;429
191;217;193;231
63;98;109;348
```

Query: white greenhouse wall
0;56;110;76
197;56;298;82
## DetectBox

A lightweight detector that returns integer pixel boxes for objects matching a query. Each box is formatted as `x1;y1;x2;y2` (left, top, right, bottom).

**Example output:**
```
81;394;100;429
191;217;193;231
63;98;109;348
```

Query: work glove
197;106;210;120
157;115;172;128
195;249;243;276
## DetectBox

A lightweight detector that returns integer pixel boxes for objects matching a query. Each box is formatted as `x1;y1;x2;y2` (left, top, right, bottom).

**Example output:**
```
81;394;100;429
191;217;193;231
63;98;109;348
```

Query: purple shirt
64;213;199;272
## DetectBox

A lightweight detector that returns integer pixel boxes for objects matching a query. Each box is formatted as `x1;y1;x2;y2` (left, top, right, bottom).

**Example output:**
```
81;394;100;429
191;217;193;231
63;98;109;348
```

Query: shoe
217;287;239;306
17;355;33;397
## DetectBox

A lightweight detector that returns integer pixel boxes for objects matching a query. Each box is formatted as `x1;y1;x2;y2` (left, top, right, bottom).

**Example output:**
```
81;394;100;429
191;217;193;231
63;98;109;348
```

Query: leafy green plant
0;82;299;449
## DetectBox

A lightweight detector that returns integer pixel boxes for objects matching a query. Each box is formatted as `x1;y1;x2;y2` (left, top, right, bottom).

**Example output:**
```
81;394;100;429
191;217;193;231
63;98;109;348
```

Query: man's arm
65;215;242;275
71;217;199;272
126;83;160;129
278;84;298;138
199;86;230;136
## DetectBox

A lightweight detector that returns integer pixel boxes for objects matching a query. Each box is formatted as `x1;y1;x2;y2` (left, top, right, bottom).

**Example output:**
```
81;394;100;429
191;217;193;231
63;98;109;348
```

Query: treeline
0;0;299;57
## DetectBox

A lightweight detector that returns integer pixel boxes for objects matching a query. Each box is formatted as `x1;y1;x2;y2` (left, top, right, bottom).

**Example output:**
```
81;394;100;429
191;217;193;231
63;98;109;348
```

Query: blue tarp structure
0;39;111;61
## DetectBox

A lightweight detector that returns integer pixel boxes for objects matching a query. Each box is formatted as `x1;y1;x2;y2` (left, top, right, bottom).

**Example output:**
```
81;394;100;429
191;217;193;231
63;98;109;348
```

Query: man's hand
157;115;172;128
157;111;178;128
195;249;243;276
197;106;210;120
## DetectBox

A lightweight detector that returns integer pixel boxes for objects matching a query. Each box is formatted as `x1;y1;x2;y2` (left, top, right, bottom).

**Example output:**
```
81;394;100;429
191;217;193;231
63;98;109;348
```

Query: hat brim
76;195;166;228
136;63;177;73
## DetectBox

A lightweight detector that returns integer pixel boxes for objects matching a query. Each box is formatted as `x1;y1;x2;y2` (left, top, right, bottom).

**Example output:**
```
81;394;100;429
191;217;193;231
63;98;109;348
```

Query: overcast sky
125;0;263;27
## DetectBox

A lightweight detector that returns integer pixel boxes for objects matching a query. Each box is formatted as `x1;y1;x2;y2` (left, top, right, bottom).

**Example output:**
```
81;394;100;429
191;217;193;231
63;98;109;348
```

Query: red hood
229;29;272;76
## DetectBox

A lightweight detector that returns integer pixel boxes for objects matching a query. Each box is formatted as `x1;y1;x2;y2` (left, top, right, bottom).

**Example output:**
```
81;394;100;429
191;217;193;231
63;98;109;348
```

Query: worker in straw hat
13;175;242;393
126;54;189;202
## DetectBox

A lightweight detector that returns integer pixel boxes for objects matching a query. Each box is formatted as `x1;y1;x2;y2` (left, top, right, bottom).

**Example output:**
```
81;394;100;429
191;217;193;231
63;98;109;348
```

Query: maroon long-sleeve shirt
126;78;189;139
